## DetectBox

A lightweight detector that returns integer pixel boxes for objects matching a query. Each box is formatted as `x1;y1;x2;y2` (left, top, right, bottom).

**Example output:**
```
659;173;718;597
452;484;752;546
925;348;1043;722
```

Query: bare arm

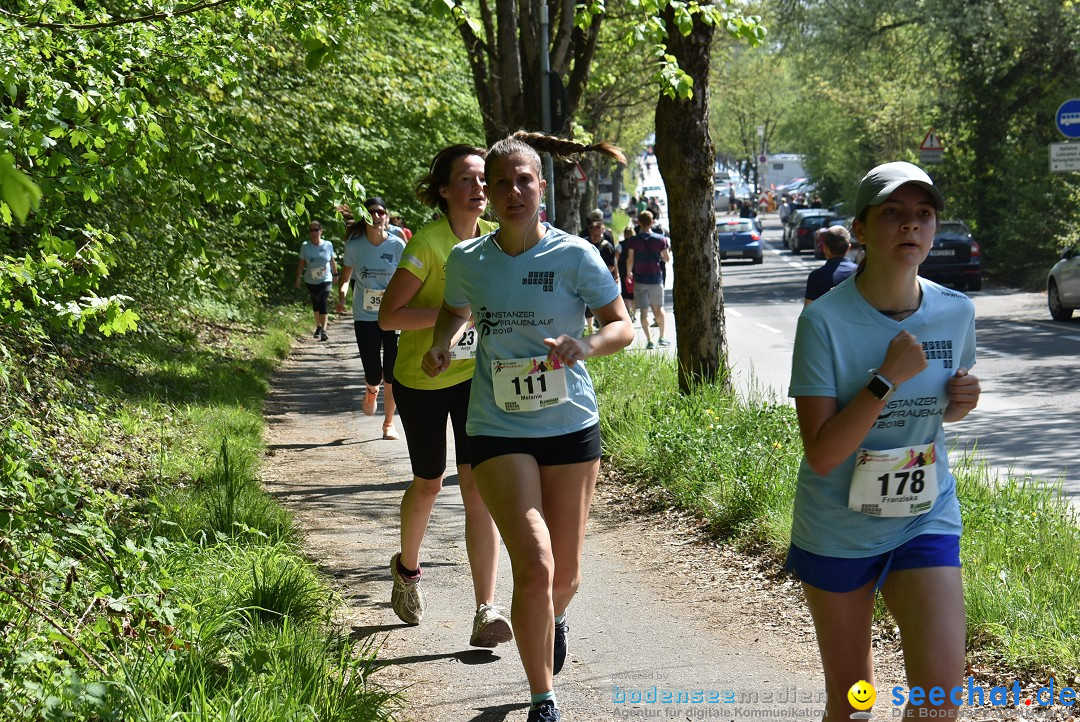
294;258;305;288
379;268;439;331
543;297;634;367
944;368;980;422
335;265;354;313
796;330;928;475
421;302;472;377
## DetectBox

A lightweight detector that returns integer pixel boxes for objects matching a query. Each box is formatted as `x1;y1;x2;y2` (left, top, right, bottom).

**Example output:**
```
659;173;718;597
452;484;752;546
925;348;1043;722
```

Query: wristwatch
866;369;895;402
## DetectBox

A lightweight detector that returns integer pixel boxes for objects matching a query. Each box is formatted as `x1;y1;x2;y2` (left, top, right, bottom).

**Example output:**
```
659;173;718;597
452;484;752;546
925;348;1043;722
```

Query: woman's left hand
543;335;590;368
944;367;980;421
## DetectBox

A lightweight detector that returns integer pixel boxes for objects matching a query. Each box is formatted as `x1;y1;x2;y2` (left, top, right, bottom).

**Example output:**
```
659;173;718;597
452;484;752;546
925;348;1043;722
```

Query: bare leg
653;304;667;340
881;567;966;718
398;475;443;570
457;462;499;606
639;307;652;344
474;455;552;693
801;579;877;722
541;459;599;615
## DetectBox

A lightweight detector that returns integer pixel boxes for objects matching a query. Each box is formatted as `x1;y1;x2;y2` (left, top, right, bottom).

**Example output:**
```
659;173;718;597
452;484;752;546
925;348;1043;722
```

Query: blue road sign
1056;99;1080;139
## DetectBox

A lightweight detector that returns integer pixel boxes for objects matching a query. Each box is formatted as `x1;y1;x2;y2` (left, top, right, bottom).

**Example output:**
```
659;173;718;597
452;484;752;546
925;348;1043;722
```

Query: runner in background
422;131;633;722
294;220;336;341
378;144;512;648
335;197;405;439
787;162;981;721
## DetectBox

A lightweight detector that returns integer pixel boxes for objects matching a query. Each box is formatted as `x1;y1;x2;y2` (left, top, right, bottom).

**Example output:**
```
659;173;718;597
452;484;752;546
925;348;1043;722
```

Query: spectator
625;210;671;349
804;225;858;306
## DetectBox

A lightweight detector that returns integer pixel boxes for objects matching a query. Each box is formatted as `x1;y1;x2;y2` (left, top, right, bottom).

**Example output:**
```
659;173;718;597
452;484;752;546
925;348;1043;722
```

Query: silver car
1048;246;1080;321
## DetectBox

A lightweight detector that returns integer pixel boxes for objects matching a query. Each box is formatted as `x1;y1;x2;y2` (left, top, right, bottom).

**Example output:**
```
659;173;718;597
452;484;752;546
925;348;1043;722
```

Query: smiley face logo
847;680;876;711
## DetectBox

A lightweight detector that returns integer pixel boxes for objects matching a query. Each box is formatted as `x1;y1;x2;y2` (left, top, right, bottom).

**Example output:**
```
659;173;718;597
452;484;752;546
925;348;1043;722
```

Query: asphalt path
652;212;1079;514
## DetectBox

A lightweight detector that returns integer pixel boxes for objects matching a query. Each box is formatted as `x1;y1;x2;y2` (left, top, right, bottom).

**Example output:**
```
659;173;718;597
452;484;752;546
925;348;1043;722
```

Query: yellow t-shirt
393;216;497;390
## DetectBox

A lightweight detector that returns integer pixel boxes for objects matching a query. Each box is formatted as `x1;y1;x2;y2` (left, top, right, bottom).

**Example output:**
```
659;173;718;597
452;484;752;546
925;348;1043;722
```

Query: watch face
868;375;891;400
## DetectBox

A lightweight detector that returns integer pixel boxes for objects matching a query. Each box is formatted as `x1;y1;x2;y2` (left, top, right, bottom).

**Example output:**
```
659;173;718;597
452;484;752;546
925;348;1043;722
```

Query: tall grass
591;351;1080;677
0;304;398;720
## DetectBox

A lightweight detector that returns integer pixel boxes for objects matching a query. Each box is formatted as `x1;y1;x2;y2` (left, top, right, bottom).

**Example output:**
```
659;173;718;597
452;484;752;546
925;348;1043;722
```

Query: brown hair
415;143;488;214
486;130;626;179
819;225;851;256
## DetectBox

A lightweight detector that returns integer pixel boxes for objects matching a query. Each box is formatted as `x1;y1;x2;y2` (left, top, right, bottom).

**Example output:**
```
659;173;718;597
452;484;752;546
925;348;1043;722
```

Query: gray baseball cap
588;208;604;222
854;161;944;219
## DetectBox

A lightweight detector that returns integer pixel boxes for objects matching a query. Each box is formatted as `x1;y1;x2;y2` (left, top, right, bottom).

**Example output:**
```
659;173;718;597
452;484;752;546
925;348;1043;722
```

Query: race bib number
310;264;328;281
361;287;384;311
848;442;939;517
491;354;568;413
449;324;478;360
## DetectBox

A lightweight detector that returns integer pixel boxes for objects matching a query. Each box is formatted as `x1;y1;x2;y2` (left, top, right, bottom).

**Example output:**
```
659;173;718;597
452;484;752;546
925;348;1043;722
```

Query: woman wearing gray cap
786;161;981;721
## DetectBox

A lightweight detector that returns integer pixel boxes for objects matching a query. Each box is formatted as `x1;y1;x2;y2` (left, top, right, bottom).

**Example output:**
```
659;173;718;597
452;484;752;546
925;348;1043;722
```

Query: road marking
727;308;743;317
977;347;1006;357
755;323;783;334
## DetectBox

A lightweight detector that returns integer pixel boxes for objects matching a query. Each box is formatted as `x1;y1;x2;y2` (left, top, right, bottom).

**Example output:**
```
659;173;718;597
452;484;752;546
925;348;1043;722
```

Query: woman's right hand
421;346;452;377
879;330;927;385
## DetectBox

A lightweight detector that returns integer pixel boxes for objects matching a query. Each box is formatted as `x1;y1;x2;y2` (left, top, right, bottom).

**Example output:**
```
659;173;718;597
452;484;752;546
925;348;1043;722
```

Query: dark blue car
716;216;763;264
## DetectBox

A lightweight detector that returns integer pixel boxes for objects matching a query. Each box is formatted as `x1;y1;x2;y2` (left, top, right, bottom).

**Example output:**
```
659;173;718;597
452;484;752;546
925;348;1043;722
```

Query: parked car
918;220;981;291
784;208;839;254
1048;245;1080;321
716;216;763;264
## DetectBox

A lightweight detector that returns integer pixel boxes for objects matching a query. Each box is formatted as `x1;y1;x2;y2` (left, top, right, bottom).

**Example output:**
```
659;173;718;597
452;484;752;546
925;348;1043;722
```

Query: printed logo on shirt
403;254;423;269
875;396;944;429
381;253;395;265
521;271;555;292
475;306;555;340
921;339;953;369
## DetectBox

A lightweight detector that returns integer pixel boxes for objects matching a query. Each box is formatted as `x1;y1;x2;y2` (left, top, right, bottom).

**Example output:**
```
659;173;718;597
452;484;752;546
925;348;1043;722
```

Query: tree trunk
654;8;728;393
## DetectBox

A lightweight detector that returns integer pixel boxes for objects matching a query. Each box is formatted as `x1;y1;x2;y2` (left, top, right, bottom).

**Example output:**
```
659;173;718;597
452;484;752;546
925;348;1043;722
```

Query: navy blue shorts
785;534;960;593
469;424;601;469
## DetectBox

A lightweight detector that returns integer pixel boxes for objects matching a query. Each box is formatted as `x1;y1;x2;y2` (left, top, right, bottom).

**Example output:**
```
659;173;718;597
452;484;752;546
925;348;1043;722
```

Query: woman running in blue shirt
788;162;981;721
422;131;634;722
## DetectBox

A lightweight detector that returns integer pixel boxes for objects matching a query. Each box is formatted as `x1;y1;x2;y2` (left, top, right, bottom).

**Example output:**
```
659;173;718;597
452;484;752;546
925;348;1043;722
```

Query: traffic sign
919;128;944;165
1050;142;1080;173
919;129;944;151
758;154;767;164
1055;99;1080;140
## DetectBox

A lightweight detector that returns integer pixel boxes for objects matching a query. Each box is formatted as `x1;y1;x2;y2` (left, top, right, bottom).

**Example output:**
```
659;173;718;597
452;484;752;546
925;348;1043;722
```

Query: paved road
642;212;1079;512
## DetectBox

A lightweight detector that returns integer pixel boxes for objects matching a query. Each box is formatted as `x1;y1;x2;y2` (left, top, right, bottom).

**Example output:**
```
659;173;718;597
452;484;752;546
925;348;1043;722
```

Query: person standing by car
294;220;337;341
803;225;858;307
787;161;981;722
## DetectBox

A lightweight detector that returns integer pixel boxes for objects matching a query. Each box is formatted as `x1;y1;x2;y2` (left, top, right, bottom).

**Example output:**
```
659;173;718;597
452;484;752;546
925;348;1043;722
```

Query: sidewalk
259;319;902;721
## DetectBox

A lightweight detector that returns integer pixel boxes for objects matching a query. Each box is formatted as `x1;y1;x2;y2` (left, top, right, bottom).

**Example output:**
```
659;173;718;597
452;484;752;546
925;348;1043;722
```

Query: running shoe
645;341;655;350
657;337;671;347
469;603;513;648
363;386;378;416
382;422;399;440
319;328;329;341
390;552;425;625
313;326;321;338
553;617;569;675
527;701;561;722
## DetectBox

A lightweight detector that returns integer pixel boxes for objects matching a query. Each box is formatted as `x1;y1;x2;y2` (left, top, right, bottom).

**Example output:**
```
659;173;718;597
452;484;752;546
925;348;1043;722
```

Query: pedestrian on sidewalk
615;226;636;322
625;210;671;349
378;144;512;648
334;198;405;439
787;161;981;721
294;220;337;341
421;131;634;722
803;225;857;307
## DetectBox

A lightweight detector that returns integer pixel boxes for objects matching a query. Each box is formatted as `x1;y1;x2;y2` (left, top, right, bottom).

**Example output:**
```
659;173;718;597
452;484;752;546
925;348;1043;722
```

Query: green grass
0;303;398;721
591;351;1080;678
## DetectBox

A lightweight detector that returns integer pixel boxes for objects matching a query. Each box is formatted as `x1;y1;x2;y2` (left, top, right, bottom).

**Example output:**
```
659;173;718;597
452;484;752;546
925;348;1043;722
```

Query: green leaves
0;154;43;223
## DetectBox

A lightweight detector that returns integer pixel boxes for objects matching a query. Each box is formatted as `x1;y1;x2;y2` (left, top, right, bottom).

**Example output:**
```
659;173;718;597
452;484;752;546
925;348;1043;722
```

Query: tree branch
0;0;239;31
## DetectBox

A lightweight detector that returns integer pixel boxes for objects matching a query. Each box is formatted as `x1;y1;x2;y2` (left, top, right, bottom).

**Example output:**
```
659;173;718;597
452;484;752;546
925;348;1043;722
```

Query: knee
514;552;555;598
407;476;443;500
552;567;581;601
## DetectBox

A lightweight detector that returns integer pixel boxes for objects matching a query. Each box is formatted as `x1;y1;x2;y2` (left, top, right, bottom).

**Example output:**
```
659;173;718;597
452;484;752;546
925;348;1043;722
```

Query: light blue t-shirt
444;224;621;438
299;240;335;285
342;235;406;322
788;275;976;557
